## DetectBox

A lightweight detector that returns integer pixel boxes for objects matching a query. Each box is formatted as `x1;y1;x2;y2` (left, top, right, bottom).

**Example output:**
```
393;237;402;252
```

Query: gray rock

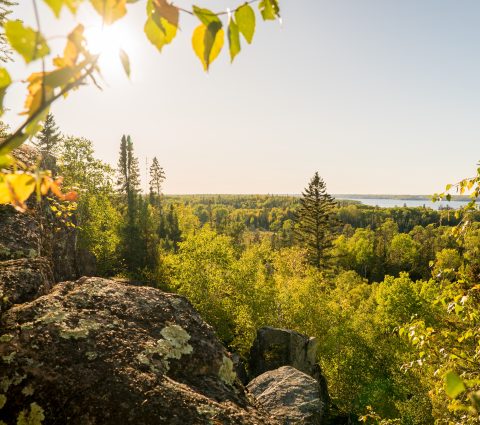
0;277;278;425
247;366;327;425
0;257;54;314
248;327;320;380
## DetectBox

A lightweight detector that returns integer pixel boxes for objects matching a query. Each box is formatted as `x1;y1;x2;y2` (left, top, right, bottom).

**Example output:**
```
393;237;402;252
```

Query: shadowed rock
0;257;54;314
0;277;277;425
249;327;320;380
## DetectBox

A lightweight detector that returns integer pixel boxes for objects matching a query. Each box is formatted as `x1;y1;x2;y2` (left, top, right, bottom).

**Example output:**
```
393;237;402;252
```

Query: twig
0;61;98;154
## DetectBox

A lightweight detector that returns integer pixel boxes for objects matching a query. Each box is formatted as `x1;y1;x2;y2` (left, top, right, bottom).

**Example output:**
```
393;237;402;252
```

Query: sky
5;1;480;194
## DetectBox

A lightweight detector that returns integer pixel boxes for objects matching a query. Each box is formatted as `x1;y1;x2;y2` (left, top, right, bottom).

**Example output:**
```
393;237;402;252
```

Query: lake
335;196;470;210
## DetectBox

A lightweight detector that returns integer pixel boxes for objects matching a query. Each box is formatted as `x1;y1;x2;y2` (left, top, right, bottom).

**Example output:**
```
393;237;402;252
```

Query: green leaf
0;68;11;89
4;20;50;63
0;154;13;169
0;68;11;116
43;66;78;87
228;19;241;62
445;371;466;399
193;6;222;26
192;23;224;71
144;15;177;52
259;0;280;20
25;108;50;139
119;49;130;78
0;132;28;156
235;4;255;44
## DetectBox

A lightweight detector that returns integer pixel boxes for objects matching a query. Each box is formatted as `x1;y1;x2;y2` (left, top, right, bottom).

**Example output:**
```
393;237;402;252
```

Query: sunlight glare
84;24;133;77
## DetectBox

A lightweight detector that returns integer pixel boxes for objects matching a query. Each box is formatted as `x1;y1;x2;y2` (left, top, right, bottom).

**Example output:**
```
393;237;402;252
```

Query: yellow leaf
54;24;84;67
144;16;177;52
22;73;54;117
89;0;127;24
0;173;36;210
192;24;224;71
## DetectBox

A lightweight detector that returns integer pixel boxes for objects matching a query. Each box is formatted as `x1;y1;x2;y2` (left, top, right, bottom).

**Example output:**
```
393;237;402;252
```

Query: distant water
335;197;469;210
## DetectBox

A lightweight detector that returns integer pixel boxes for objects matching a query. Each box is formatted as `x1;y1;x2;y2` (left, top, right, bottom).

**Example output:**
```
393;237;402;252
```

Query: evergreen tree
295;172;337;268
36;113;62;156
149;156;165;205
117;134;142;273
117;135;140;209
0;1;15;63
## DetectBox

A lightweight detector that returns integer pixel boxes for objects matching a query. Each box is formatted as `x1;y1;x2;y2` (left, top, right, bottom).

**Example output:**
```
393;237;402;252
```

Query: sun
84;24;133;75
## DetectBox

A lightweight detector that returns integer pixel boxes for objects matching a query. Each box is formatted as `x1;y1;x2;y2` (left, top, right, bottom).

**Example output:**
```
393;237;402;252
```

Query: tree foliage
295;171;337;268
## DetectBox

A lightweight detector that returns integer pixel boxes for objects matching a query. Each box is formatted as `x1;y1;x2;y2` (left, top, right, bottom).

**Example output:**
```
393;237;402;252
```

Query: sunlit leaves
192;7;224;70
4;21;50;63
0;154;13;169
144;0;178;52
152;0;179;29
0;173;36;211
0;68;11;116
0;172;79;211
144;16;177;52
228;19;241;62
43;0;81;17
192;24;224;71
90;0;127;24
54;24;85;68
445;371;466;399
119;49;130;78
259;0;280;20
0;133;28;156
22;73;54;118
235;4;255;44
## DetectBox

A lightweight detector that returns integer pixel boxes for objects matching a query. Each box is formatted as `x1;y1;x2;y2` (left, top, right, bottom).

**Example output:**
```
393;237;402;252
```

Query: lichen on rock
219;356;237;386
138;324;193;371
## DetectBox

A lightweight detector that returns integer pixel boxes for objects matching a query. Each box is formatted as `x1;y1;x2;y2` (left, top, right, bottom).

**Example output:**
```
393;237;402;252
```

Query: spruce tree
36;113;62;156
117;135;140;202
295;172;337;269
0;1;15;63
149;156;165;205
117;134;142;273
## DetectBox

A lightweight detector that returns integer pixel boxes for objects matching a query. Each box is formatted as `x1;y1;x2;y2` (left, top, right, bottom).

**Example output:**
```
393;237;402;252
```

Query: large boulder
247;366;327;425
0;257;54;314
249;327;319;379
0;277;277;425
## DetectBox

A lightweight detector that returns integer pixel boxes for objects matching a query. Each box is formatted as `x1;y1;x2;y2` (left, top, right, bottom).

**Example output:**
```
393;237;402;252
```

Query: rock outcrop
0;277;278;425
246;327;333;424
247;366;327;425
0;145;93;288
0;258;54;313
249;327;326;384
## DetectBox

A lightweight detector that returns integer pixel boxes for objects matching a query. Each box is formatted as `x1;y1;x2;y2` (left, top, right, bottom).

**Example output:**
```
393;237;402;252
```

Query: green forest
16;114;480;424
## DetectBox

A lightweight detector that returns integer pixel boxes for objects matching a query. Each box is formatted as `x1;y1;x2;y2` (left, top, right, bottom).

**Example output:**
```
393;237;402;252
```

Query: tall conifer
295;172;337;268
117;134;142;272
149;156;165;205
36;113;62;156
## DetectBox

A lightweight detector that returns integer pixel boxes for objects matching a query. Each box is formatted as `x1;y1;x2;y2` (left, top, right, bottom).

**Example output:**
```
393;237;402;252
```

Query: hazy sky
6;1;480;194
